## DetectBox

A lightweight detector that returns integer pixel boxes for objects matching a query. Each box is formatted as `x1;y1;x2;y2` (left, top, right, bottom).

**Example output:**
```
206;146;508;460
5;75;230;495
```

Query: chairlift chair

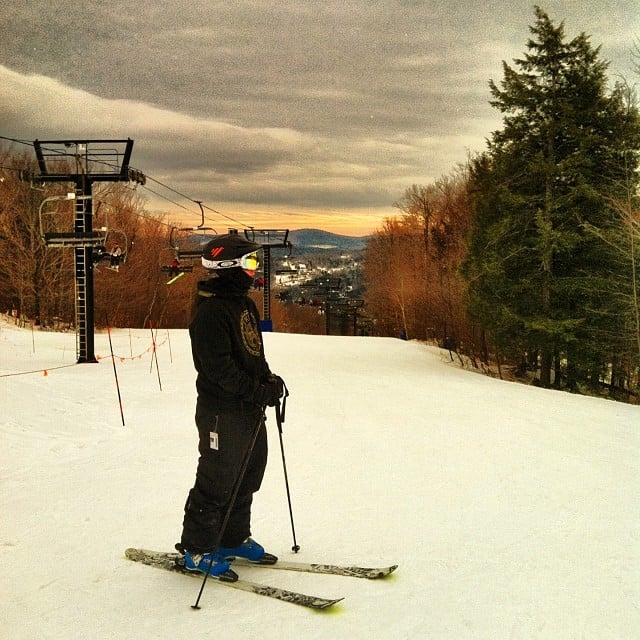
39;194;107;247
92;229;129;268
168;201;217;261
160;250;194;277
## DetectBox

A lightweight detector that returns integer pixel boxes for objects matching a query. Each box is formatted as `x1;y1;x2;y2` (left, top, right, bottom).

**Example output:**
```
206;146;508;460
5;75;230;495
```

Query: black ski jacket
189;277;271;410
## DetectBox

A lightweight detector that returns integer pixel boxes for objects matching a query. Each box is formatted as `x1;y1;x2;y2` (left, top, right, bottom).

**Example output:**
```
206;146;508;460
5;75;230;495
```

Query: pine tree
463;6;640;390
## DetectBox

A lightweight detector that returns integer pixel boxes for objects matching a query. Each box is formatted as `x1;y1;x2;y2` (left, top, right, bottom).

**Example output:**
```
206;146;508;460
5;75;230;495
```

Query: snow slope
1;318;638;639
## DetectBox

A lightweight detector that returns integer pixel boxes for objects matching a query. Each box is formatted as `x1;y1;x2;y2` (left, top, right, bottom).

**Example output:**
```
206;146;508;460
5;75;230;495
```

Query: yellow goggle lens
240;253;259;270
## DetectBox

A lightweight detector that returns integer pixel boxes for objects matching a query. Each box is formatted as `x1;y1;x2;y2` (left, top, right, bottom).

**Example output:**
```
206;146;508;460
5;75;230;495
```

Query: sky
1;1;638;235
2;317;639;638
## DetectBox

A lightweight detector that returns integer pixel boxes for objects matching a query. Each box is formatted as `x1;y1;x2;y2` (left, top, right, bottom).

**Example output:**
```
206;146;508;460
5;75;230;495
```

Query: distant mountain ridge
288;229;368;252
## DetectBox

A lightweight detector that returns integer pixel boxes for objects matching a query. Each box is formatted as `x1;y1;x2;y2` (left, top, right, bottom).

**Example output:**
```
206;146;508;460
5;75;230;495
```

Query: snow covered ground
1;317;638;639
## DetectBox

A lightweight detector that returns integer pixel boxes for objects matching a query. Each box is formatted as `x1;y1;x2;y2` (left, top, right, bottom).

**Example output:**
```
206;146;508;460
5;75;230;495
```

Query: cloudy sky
1;1;638;235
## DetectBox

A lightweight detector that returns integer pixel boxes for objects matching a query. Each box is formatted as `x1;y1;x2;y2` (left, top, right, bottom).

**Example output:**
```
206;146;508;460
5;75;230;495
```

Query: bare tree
365;169;473;345
0;148;76;326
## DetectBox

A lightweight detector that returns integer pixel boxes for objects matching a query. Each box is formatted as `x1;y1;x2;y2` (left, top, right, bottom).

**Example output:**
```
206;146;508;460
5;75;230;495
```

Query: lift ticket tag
209;432;219;450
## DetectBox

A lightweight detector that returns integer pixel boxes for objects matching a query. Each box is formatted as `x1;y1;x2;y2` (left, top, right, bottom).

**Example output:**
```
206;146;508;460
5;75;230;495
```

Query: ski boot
183;551;238;582
218;538;278;565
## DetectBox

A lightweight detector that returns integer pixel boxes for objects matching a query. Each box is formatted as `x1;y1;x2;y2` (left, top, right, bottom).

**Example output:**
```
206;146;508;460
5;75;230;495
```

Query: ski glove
255;374;286;407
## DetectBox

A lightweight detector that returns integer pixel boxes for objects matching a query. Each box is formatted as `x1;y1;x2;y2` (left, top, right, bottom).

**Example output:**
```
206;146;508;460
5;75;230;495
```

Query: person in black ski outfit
178;233;284;579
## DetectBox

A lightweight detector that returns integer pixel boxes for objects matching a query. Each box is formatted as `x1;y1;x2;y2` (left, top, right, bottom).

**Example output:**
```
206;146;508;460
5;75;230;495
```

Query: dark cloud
1;1;637;232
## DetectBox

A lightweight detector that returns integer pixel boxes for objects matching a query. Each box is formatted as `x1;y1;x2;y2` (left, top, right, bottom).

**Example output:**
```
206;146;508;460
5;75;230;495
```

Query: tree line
0;149;194;331
362;8;640;401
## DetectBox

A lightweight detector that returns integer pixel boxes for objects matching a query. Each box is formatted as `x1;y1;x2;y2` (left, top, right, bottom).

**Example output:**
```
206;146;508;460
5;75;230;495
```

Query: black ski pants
180;400;267;554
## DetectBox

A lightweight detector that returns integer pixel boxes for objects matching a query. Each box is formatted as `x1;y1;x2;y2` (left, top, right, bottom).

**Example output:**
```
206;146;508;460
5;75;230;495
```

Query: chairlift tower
325;298;365;336
243;229;291;331
31;139;139;363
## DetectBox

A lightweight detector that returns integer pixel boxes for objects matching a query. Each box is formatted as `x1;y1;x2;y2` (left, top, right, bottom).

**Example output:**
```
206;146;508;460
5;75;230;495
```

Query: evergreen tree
463;7;640;390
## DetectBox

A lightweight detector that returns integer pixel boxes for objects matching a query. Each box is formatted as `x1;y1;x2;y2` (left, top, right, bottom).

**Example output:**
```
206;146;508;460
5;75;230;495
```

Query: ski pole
274;385;300;553
192;407;267;610
105;313;125;427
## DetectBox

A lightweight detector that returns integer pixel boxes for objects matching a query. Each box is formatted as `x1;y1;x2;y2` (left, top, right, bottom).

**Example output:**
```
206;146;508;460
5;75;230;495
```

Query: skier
177;232;285;580
109;244;122;271
92;244;107;264
169;257;181;279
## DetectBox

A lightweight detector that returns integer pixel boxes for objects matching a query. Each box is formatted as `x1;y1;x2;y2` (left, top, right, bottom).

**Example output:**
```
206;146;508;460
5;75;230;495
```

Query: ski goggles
203;251;260;271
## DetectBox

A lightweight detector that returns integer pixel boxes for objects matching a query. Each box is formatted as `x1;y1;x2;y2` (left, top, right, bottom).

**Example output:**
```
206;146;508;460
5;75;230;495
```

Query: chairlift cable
2;136;256;234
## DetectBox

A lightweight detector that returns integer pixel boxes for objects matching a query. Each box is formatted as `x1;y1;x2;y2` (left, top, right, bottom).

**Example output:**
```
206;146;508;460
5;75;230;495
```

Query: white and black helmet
201;234;261;270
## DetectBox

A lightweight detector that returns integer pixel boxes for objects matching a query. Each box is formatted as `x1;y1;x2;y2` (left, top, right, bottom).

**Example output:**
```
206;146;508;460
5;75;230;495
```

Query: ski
125;548;343;610
230;557;398;579
166;272;185;285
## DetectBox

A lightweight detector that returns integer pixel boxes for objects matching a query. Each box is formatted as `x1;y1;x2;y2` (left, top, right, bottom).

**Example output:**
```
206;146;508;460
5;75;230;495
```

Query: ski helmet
201;233;261;270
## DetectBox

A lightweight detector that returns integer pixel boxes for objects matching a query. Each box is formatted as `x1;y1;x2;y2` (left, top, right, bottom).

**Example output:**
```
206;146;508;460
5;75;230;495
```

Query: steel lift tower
243;229;291;331
32;139;140;363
